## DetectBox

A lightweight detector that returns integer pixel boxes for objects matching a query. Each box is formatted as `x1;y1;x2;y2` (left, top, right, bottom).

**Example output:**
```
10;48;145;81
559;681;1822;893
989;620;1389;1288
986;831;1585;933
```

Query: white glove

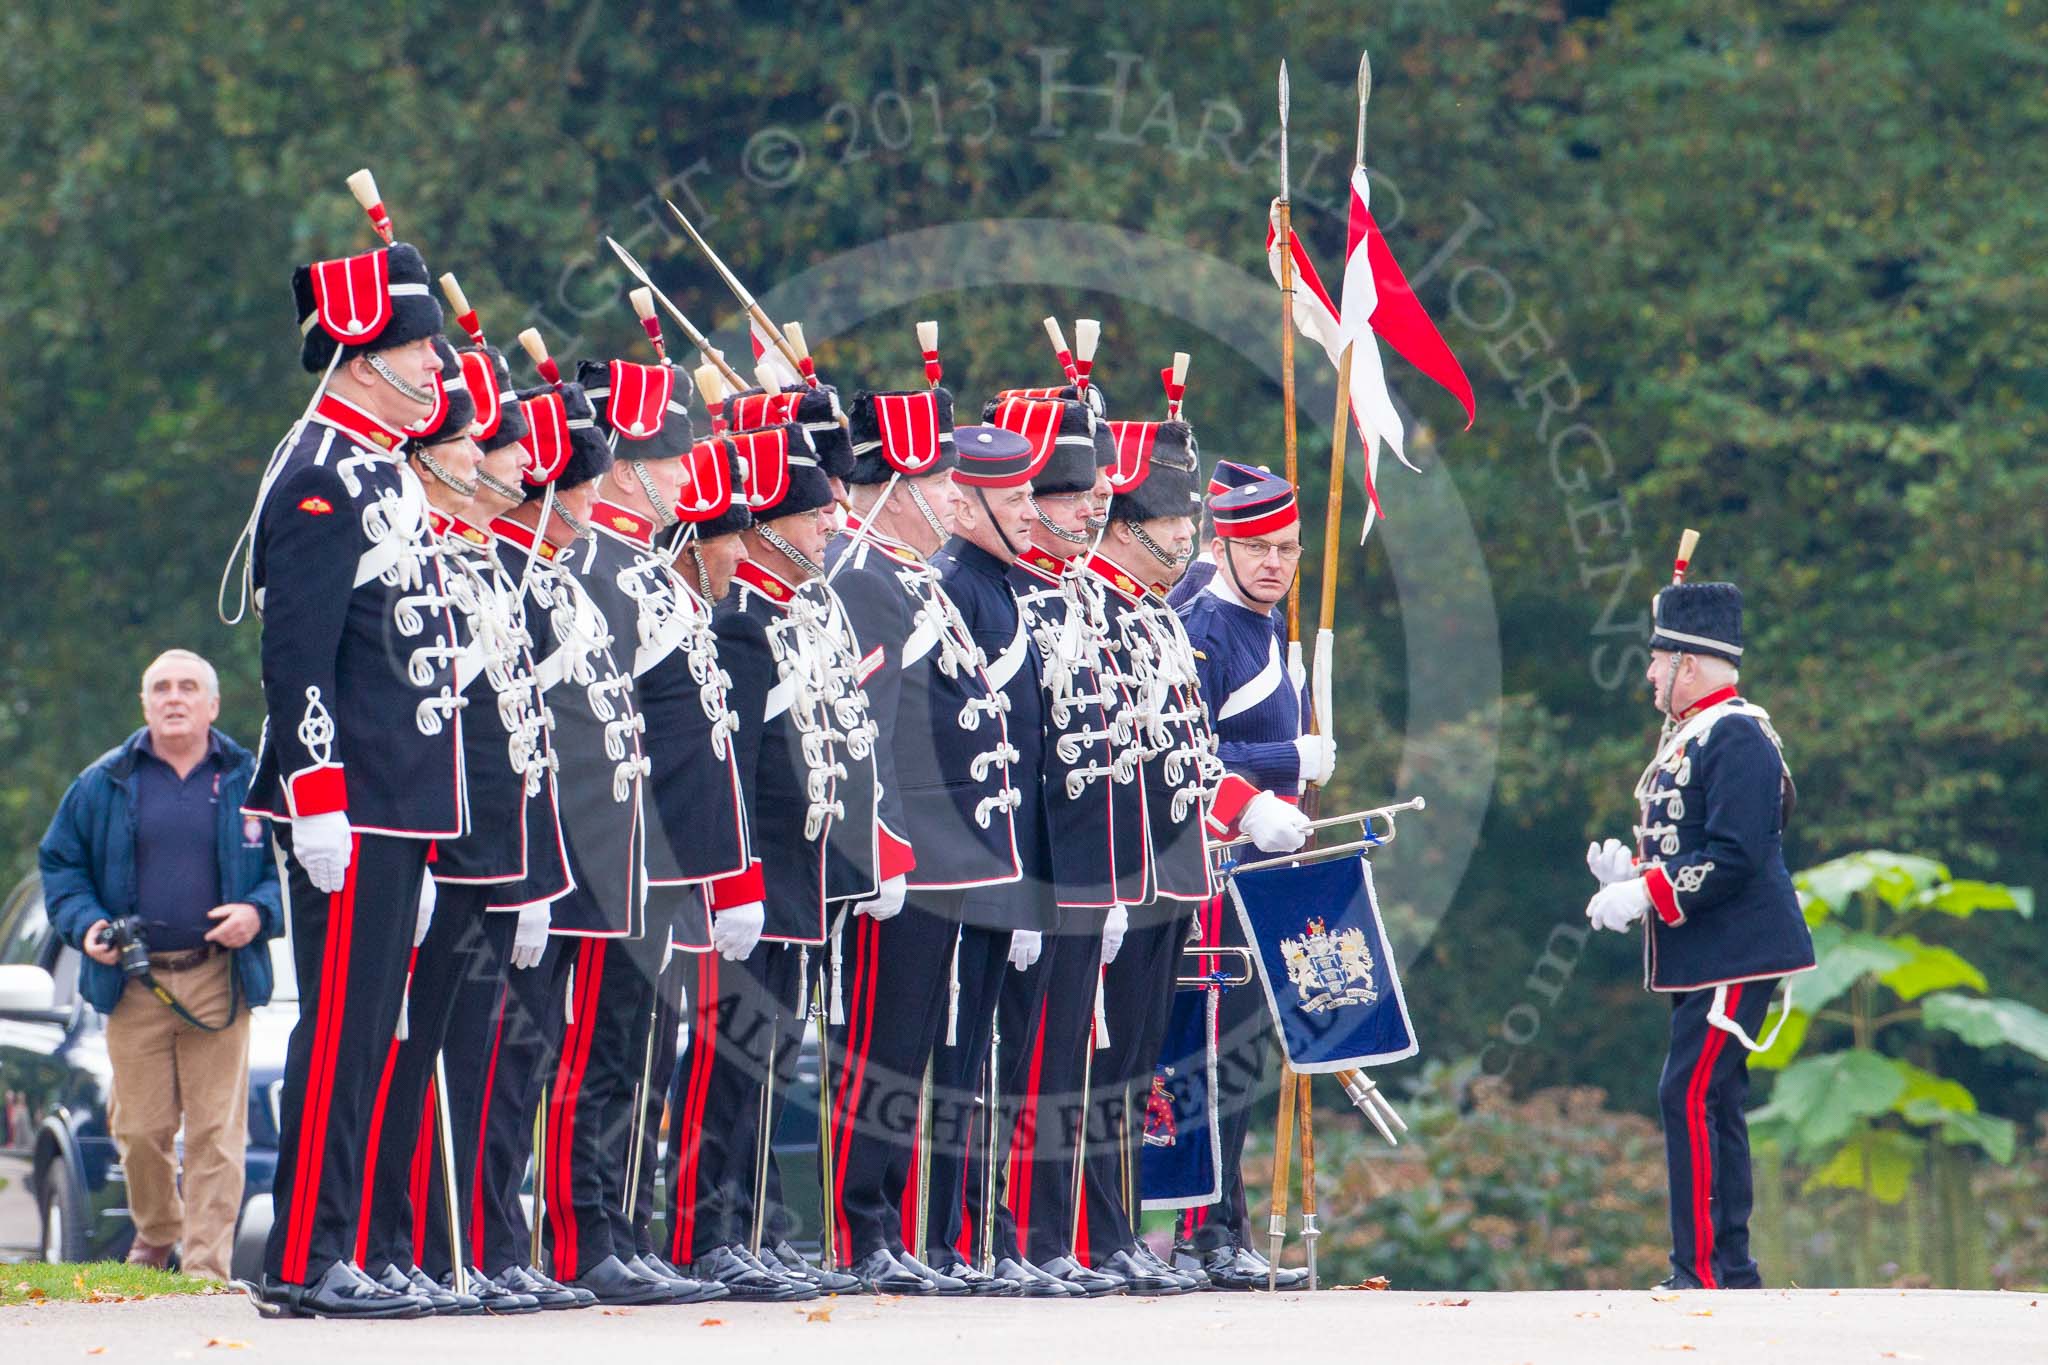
1585;877;1651;933
1008;929;1043;972
292;812;353;894
1293;733;1336;787
510;903;551;969
413;875;437;947
854;874;907;922
711;902;766;961
1239;791;1312;854
1100;904;1129;965
1586;838;1634;886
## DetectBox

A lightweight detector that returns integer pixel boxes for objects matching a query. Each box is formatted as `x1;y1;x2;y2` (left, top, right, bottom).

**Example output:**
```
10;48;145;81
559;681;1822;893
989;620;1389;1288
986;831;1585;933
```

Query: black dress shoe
442;1266;540;1314
1652;1268;1708;1291
1093;1247;1190;1295
926;1252;1020;1296
992;1256;1078;1297
496;1264;594;1310
691;1244;814;1301
570;1253;687;1305
1175;1243;1260;1291
257;1261;427;1319
385;1263;483;1315
1234;1244;1308;1290
1132;1243;1203;1291
770;1240;862;1294
1034;1255;1125;1297
632;1253;732;1303
846;1247;932;1294
894;1250;970;1296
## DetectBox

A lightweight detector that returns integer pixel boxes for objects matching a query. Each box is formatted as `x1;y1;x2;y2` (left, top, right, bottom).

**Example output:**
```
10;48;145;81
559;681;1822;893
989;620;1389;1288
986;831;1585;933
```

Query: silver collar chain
367;351;436;405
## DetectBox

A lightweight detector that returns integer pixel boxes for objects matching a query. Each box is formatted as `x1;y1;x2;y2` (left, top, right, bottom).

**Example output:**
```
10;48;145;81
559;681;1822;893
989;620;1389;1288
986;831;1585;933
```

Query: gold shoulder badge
1191;649;1207;660
461;527;489;545
369;430;395;449
611;515;640;533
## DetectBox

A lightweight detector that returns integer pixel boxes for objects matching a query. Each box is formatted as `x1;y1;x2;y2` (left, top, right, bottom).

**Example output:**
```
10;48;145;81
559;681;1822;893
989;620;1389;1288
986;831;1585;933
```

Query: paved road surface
7;1286;2042;1363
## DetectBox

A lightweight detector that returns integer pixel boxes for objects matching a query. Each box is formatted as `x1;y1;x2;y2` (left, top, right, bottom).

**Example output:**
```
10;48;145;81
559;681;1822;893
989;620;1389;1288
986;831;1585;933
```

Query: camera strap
143;962;241;1033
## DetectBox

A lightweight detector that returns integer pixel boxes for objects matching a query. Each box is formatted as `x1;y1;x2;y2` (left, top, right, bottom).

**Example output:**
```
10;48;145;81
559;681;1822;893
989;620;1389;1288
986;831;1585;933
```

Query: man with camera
38;649;284;1282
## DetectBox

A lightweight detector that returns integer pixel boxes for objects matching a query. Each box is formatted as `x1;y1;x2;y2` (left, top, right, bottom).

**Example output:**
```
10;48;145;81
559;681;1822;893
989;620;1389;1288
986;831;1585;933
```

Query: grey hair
141;648;220;699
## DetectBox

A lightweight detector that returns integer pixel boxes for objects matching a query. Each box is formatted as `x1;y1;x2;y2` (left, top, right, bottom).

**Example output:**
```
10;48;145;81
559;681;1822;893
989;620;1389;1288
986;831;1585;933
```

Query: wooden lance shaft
1266;1063;1300;1290
1297;1065;1321;1291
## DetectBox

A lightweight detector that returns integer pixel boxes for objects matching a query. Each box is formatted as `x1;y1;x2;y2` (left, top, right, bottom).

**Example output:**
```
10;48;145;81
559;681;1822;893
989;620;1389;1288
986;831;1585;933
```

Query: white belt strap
945;929;962;1047
1707;977;1794;1053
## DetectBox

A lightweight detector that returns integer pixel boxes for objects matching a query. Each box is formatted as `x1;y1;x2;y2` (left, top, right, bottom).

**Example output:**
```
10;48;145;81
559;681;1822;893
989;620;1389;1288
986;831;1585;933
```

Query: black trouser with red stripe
665;941;801;1262
263;831;430;1284
419;932;571;1280
357;889;516;1274
825;891;964;1265
1659;981;1775;1289
1077;897;1193;1264
1000;924;1103;1265
916;923;1013;1262
627;952;686;1260
542;934;660;1281
1178;893;1268;1252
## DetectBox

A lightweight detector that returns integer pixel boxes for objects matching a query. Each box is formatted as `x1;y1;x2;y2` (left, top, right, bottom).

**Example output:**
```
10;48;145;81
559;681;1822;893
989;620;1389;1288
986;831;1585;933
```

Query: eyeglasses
1227;538;1304;562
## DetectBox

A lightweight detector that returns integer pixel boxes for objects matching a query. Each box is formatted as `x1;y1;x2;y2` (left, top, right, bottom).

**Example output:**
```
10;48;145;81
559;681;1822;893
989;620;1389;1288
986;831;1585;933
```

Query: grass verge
3;1262;226;1305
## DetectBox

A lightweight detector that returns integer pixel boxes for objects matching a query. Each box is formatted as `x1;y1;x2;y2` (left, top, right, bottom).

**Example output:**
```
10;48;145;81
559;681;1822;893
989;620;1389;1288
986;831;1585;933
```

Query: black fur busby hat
734;422;836;522
1649;582;1744;663
577;358;695;462
1104;418;1201;523
982;394;1101;496
293;241;444;374
845;386;958;486
516;380;612;500
726;383;855;482
460;344;528;454
409;336;478;447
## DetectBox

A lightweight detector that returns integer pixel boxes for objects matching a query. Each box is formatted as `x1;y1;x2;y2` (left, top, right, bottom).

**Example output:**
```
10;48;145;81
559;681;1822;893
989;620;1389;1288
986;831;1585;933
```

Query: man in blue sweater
39;649;283;1281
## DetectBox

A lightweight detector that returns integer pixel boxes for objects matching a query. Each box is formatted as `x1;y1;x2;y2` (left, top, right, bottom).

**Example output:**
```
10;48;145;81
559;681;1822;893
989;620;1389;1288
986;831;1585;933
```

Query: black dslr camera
97;917;152;981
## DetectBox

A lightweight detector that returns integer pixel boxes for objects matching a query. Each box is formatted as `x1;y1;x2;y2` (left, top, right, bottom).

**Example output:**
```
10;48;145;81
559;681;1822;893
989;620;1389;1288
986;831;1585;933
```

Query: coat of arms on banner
1281;917;1378;1013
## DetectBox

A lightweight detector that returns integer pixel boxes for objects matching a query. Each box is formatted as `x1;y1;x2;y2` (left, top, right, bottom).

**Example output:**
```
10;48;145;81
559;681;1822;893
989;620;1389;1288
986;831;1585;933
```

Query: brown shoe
126;1239;175;1270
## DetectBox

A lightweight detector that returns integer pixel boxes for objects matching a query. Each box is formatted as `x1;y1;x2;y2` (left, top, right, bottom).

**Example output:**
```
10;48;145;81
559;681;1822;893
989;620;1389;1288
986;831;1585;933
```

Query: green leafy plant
1751;850;2044;1209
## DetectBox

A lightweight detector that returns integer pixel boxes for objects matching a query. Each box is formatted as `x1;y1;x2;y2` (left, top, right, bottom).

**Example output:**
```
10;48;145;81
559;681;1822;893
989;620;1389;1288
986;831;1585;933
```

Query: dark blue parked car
0;872;293;1278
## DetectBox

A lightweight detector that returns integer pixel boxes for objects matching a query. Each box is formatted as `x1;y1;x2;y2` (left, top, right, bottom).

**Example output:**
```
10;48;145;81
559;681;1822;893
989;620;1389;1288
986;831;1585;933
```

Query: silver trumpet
1176;943;1255;989
1210;796;1427;869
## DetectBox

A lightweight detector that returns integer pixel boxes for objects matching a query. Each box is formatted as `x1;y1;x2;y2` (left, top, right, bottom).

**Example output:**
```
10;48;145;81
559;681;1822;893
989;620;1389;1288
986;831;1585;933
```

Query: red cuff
1206;774;1261;839
709;860;765;911
877;822;917;881
1643;866;1685;926
286;765;348;819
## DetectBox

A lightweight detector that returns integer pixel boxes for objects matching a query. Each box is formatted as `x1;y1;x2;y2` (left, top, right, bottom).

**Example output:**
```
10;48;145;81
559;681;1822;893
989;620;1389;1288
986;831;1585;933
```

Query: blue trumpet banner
1227;854;1419;1073
1139;986;1222;1211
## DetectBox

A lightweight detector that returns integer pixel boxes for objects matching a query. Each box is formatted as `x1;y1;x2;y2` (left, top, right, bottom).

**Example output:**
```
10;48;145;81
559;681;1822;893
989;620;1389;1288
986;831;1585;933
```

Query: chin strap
977;486;1023;560
555;500;593;542
474;467;523;503
627;459;680;531
1220;541;1284;608
415;446;478;499
905;479;950;544
1128;520;1186;574
1031;495;1090;546
685;542;715;602
366;351;436;405
755;522;824;580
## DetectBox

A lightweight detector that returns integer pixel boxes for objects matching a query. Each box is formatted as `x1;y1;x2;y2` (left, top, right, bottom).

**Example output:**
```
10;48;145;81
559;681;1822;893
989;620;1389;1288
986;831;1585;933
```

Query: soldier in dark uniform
821;335;1025;1294
957;393;1127;1298
918;421;1052;1295
553;351;752;1302
1169;466;1323;1291
1583;579;1814;1291
1074;413;1310;1294
354;338;548;1314
244;241;459;1318
662;424;854;1300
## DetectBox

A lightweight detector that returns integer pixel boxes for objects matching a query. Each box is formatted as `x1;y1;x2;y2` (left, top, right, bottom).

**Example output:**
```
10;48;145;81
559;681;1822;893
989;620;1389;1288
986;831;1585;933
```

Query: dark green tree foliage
3;2;2042;1112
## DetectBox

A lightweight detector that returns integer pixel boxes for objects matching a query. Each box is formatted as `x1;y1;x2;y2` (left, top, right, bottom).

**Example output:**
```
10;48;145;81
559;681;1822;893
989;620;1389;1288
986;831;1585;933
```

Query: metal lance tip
1277;60;1291;202
1356;50;1373;169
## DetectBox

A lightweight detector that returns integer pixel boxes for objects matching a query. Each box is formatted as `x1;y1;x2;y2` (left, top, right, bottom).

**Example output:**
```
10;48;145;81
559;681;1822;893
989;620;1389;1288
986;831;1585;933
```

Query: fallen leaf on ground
1335;1275;1393;1291
699;1317;724;1326
203;1339;251;1349
1651;1293;1680;1302
86;1350;107;1357
804;1307;833;1323
1427;1298;1471;1307
1687;1309;1714;1317
1652;1346;1696;1353
1573;1311;1601;1319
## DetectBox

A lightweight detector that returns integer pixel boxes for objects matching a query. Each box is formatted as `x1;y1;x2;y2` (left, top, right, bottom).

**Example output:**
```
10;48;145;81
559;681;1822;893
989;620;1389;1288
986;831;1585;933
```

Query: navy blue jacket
1635;695;1815;991
1177;580;1303;794
40;728;284;1014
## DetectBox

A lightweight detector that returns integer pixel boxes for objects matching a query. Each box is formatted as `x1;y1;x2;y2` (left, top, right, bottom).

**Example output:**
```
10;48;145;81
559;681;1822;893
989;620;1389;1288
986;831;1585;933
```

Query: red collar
1015;544;1068;584
448;515;494;549
733;559;797;608
844;511;923;563
593;500;654;546
1084;552;1144;604
490;516;561;561
312;393;409;455
1679;685;1740;720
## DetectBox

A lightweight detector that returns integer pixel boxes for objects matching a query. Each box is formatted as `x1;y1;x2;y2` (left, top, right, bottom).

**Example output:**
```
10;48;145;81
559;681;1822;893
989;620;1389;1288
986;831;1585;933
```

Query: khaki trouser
104;950;251;1281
